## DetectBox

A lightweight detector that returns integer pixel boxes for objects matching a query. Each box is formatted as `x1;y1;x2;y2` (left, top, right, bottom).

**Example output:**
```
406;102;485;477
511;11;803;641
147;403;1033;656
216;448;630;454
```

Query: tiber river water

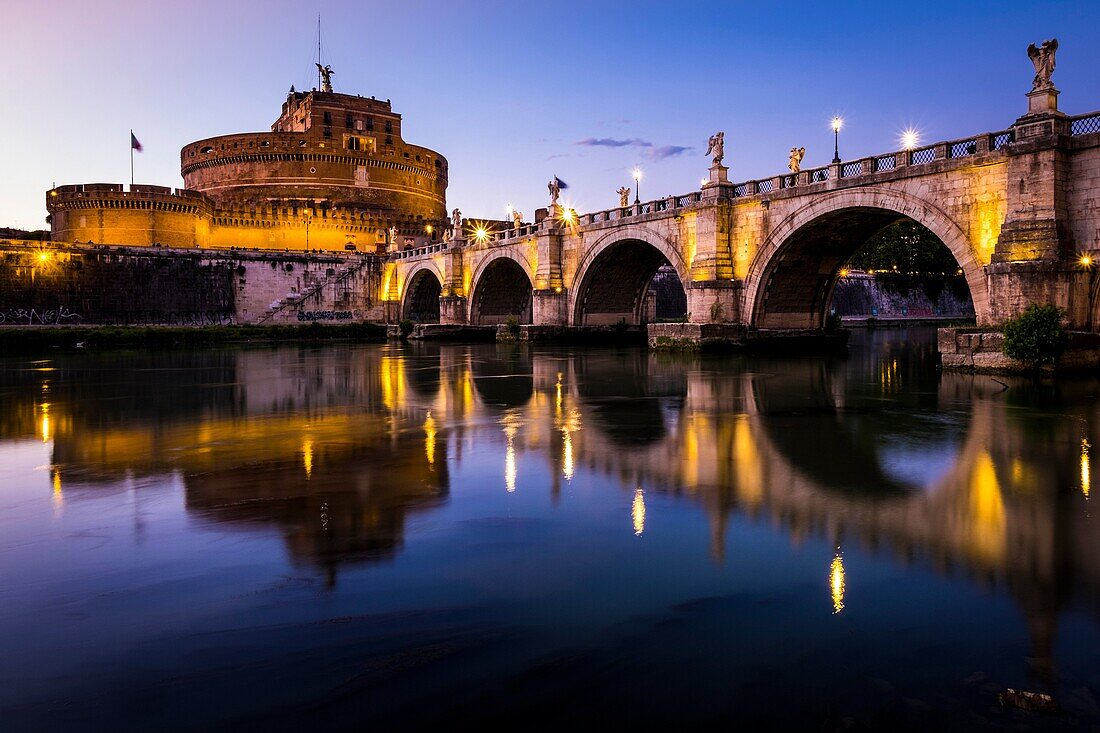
1;327;1099;731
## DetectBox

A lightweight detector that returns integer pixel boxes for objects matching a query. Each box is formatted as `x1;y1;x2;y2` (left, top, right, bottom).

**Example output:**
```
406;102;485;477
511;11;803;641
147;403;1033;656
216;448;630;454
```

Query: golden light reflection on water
424;411;437;466
968;451;1005;563
51;469;63;511
39;402;50;443
301;439;314;478
830;550;845;614
1083;439;1091;499
632;489;646;536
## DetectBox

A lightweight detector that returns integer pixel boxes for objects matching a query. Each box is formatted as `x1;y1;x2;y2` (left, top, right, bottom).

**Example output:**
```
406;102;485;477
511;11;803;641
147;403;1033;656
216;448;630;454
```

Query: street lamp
900;128;920;151
831;117;843;164
632;167;643;205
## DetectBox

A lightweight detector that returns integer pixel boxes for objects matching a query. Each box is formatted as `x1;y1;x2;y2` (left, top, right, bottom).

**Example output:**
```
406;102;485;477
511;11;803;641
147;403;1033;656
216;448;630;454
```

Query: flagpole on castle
130;129;134;187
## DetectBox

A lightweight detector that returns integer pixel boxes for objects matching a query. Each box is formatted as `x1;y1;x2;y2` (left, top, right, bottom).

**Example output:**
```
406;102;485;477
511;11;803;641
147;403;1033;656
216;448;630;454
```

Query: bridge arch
468;251;535;325
401;264;444;323
742;187;989;329
570;225;688;327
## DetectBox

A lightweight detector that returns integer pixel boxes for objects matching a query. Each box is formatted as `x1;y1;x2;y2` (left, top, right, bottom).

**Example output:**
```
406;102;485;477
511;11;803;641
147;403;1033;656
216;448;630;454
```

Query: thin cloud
646;145;692;160
575;137;653;148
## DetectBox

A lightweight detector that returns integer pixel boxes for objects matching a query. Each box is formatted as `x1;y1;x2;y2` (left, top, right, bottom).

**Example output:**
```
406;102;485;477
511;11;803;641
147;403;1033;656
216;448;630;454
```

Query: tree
848;220;959;275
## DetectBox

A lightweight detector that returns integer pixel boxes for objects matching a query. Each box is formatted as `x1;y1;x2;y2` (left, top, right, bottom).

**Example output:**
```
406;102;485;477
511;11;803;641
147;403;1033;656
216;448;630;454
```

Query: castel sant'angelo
46;76;448;253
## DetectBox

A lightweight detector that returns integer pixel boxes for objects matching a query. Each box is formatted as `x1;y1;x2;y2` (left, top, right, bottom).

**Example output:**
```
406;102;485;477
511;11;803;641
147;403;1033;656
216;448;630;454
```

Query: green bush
505;315;521;338
1002;305;1067;368
398;319;414;338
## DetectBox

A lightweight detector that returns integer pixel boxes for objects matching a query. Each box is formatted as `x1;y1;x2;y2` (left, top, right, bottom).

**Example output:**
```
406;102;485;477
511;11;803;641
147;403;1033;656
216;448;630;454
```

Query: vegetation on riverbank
0;322;388;351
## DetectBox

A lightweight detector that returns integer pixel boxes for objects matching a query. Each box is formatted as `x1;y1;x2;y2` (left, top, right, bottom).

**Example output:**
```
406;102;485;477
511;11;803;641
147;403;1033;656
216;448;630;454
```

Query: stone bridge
385;97;1100;333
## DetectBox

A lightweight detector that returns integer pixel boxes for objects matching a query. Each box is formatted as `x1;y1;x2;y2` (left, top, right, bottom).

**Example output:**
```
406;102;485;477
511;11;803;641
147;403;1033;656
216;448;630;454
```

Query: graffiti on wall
0;307;82;325
297;310;353;322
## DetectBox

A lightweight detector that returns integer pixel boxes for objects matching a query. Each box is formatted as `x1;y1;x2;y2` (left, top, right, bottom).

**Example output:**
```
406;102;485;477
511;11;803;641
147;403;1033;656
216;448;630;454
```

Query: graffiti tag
0;306;82;326
298;310;353;322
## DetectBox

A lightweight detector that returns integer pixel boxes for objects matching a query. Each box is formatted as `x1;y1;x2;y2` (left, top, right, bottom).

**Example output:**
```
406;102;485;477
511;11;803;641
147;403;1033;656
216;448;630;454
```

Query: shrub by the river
505;315;521;339
1002;305;1068;369
398;319;415;339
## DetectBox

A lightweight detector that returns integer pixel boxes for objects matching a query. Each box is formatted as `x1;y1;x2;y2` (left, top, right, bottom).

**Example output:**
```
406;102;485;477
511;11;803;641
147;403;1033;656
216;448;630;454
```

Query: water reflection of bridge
1;340;1097;667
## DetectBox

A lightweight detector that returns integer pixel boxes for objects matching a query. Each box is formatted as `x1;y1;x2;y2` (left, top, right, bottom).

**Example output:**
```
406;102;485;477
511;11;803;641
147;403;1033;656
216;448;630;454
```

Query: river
1;327;1098;730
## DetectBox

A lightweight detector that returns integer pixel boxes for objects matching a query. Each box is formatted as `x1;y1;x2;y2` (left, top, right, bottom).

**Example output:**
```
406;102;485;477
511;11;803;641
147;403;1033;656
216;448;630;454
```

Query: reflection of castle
47;88;447;252
4;337;1099;671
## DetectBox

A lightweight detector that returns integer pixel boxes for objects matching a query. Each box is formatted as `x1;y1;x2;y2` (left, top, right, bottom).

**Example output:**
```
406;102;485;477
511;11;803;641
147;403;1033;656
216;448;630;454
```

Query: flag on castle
131;132;143;152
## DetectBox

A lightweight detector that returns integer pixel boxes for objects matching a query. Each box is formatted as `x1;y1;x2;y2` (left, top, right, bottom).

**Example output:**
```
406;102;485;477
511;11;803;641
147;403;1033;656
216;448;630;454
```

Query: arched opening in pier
573;240;687;326
403;270;442;323
470;258;532;325
751;207;982;329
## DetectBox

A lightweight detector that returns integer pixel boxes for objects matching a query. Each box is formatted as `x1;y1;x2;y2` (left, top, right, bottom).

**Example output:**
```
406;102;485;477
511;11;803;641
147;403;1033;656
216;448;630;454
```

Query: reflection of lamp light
424;411;436;467
632;489;646;536
302;439;314;478
830;549;845;613
562;429;574;481
1083;438;1092;498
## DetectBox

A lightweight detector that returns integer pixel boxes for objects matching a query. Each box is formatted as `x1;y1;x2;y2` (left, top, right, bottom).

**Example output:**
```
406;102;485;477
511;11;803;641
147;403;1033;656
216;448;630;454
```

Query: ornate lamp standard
632;167;643;205
831;117;843;164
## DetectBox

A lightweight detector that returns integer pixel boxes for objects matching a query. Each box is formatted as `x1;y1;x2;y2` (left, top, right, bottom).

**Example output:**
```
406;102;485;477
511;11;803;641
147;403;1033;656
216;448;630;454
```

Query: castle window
346;136;360;151
323;111;332;125
384;120;393;133
365;117;374;130
385;135;393;146
355;119;363;131
323;127;332;139
200;146;213;154
345;113;352;128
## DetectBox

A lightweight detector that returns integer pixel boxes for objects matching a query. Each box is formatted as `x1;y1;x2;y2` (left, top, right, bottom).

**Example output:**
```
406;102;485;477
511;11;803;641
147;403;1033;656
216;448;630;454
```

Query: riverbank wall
0;239;386;327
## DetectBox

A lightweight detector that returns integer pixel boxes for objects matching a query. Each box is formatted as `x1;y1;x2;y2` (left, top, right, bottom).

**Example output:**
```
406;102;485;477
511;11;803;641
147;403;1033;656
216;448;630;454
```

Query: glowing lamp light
473;226;489;243
1080;253;1094;268
37;251;49;263
900;128;920;151
831;116;844;133
505;203;514;216
425;224;433;234
839;268;850;278
632;167;643;182
560;208;577;224
700;178;708;187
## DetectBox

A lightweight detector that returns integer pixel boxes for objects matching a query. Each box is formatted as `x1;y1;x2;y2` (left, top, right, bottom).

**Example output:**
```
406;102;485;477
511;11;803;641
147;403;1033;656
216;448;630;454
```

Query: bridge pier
532;288;567;325
686;280;741;324
439;295;468;325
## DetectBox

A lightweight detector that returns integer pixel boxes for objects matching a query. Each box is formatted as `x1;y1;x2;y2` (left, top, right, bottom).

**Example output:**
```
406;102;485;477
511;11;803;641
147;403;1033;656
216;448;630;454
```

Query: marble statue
388;225;397;244
1027;39;1058;91
548;178;561;206
706;132;725;167
789;147;805;173
512;209;523;230
617;186;631;208
316;63;335;93
451;208;462;233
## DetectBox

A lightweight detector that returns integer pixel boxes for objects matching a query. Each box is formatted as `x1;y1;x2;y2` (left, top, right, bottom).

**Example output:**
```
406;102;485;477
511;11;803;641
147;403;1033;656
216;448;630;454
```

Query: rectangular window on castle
385;120;393;133
323;111;332;125
365;117;374;131
346;135;361;151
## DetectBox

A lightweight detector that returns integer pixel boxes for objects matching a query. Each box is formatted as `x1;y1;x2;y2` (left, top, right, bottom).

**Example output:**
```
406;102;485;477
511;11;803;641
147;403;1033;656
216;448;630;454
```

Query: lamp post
831;117;843;164
632;167;643;205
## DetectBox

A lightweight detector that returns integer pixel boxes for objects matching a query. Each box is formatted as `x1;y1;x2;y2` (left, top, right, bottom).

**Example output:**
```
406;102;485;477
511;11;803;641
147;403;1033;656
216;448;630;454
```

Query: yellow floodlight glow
900;128;920;151
839;268;850;278
1080;253;1094;268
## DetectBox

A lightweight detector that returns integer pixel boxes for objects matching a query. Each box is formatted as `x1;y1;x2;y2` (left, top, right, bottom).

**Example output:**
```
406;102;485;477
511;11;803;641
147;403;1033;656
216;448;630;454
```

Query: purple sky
4;0;1100;229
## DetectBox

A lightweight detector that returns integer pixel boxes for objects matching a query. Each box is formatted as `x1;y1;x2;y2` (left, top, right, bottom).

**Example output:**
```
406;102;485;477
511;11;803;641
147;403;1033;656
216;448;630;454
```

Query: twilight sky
4;0;1100;229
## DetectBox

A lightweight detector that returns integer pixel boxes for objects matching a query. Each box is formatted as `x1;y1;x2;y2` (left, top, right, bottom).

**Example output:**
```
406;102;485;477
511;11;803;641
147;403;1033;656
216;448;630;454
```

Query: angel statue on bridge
789;147;805;173
511;208;524;230
706;132;725;167
617;186;631;208
1027;38;1058;91
451;208;463;234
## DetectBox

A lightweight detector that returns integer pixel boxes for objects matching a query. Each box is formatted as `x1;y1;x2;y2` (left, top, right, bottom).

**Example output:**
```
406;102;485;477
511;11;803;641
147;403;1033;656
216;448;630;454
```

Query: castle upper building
47;87;448;252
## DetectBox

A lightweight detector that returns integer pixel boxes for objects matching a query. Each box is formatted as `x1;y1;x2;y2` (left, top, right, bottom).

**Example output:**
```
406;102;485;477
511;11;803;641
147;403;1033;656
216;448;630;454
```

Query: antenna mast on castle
316;15;322;90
